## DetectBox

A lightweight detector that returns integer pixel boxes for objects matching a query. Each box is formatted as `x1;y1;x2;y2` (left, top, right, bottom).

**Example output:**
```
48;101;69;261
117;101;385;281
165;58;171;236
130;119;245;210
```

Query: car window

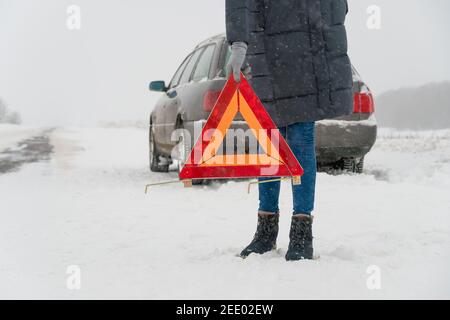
170;54;192;89
192;45;216;82
179;48;204;86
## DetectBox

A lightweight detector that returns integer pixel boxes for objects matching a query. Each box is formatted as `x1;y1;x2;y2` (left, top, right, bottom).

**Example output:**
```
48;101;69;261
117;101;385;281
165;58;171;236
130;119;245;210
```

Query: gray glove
226;42;247;83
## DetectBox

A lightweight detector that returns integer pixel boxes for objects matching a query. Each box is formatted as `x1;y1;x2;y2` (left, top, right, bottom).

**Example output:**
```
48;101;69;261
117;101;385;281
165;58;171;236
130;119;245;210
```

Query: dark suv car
149;34;377;174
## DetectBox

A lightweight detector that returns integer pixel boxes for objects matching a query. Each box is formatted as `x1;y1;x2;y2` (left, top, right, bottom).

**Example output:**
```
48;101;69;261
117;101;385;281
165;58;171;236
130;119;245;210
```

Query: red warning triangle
179;73;304;181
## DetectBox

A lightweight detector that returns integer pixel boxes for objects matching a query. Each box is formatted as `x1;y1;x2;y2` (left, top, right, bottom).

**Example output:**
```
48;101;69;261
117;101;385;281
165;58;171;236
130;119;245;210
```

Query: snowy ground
0;125;449;299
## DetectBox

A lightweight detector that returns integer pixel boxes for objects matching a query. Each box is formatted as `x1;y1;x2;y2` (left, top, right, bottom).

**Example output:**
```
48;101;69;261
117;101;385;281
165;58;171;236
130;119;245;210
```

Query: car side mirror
149;81;167;92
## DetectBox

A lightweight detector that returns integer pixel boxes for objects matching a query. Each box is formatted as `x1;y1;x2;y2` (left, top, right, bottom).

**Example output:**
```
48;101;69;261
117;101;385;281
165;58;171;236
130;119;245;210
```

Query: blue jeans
259;122;317;215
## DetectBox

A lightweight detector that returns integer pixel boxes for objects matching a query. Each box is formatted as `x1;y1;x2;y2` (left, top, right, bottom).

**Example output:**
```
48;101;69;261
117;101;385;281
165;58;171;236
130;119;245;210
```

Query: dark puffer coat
226;0;353;127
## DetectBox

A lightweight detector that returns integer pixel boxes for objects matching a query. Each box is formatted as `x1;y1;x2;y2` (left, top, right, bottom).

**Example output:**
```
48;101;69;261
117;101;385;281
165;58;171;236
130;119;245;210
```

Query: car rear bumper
316;115;377;163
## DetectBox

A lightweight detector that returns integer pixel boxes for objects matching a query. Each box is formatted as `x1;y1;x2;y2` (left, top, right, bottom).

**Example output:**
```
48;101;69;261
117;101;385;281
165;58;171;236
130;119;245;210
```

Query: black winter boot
285;215;314;261
240;213;279;258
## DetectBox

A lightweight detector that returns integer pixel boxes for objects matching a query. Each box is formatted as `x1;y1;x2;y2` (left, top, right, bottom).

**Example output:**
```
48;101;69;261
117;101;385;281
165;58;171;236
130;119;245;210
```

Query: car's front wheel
149;124;169;173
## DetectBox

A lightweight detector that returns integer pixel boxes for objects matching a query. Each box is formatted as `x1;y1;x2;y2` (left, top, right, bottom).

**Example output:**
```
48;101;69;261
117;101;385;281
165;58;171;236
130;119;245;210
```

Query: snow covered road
0;126;449;299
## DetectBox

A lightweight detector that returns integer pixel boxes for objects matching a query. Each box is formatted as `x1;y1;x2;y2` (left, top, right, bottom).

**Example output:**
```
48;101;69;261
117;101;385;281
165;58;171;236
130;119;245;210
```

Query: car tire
342;158;355;173
342;157;365;174
149;124;169;173
356;157;365;174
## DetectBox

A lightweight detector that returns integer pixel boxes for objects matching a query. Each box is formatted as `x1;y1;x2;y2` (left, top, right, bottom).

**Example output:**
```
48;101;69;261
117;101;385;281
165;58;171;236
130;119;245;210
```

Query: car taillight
354;85;375;114
203;90;221;112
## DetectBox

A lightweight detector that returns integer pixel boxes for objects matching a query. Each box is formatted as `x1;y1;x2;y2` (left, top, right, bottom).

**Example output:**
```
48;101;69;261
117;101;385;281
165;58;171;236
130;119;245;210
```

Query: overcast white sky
1;0;449;126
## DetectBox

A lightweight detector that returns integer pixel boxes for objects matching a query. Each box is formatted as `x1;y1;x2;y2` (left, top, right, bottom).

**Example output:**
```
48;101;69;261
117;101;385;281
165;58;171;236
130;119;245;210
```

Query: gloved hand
226;42;248;83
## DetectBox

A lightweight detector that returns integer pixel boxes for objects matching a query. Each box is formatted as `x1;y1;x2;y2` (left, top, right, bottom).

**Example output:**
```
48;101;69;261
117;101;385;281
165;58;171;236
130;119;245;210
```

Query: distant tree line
0;97;22;125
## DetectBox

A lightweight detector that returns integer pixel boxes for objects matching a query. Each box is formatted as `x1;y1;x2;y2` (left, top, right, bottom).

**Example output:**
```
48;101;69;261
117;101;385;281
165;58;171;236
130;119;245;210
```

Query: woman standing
226;0;353;260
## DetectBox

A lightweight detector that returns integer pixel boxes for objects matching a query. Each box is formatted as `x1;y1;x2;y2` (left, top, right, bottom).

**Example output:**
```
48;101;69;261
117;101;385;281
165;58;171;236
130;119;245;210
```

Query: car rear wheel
149;124;169;173
342;157;365;174
356;157;365;174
